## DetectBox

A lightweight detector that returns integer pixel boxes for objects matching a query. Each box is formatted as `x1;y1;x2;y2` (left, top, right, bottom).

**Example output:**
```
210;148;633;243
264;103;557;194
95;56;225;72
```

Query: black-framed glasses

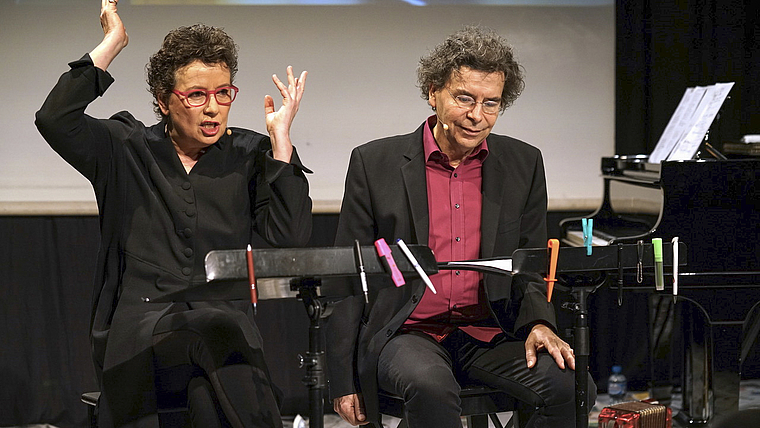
172;85;239;107
446;88;501;115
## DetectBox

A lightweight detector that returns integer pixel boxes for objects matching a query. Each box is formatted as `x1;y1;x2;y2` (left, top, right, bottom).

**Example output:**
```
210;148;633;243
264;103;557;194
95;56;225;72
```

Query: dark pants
377;330;597;428
152;308;282;428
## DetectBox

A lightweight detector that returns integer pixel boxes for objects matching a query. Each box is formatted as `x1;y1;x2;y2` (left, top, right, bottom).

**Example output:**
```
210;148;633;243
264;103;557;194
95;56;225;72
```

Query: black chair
377;386;525;428
81;391;190;428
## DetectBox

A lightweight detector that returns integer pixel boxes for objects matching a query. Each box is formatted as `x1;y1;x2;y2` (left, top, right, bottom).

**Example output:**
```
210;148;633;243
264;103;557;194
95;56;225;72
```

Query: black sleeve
34;54;117;184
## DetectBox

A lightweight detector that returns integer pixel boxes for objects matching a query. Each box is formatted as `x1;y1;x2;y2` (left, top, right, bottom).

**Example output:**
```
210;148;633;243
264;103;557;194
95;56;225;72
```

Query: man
326;26;595;428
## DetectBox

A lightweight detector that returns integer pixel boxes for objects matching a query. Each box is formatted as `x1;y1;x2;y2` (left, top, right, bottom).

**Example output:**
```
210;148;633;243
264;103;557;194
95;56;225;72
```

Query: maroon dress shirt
402;116;502;343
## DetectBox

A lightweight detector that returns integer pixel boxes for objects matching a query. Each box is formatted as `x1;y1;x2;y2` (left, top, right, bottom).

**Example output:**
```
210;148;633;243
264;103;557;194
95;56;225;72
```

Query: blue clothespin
582;218;593;255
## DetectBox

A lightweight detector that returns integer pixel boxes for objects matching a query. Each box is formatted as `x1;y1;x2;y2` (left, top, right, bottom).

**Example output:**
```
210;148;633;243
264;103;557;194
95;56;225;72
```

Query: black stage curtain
616;0;760;155
0;216;99;427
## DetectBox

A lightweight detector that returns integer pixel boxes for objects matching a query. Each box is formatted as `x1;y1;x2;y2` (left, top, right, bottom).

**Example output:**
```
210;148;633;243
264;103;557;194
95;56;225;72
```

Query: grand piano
559;155;760;425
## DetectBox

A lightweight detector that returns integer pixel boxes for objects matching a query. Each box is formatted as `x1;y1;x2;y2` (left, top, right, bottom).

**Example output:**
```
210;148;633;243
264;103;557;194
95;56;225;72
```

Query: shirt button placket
180;181;196;276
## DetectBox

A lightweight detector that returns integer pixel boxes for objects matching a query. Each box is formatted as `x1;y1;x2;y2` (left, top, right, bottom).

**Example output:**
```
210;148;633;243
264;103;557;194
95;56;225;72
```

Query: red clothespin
544;239;560;302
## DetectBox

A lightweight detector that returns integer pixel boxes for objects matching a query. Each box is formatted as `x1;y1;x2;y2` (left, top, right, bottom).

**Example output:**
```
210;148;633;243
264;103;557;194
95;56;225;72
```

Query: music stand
498;242;687;428
144;245;438;428
146;242;686;428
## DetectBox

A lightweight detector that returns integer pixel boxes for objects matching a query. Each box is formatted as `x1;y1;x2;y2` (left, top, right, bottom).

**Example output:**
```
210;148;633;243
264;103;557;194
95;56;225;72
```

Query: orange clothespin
544;239;560;302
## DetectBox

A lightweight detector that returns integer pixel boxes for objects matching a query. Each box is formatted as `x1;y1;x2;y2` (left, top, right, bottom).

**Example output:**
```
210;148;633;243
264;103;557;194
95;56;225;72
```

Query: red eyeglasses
171;86;239;107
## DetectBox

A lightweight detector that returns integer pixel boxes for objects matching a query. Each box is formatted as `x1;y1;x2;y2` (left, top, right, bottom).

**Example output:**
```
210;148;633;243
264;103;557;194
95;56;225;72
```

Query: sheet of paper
445;258;513;273
667;82;734;161
649;87;705;163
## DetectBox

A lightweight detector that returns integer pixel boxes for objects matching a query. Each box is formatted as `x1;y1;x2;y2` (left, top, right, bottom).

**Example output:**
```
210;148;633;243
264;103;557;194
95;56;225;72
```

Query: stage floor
11;380;760;428
282;379;760;427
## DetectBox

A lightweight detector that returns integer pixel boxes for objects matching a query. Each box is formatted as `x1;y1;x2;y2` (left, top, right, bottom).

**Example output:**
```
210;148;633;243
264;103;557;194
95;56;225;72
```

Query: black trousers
377;329;597;428
152;307;282;428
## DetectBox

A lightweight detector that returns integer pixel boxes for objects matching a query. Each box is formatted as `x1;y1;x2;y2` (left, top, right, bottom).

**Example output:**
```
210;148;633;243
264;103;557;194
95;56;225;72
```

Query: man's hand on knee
333;393;368;426
525;323;576;370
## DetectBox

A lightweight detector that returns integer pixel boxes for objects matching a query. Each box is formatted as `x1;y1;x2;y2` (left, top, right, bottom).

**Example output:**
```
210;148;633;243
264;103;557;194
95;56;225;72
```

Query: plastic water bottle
608;365;628;404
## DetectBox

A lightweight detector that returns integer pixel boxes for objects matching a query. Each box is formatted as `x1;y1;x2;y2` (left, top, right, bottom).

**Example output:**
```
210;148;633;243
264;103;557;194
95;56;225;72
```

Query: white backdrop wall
0;0;614;213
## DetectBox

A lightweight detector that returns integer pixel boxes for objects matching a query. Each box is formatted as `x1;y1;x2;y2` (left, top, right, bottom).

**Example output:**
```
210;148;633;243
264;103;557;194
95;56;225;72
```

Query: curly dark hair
146;24;239;119
417;26;524;113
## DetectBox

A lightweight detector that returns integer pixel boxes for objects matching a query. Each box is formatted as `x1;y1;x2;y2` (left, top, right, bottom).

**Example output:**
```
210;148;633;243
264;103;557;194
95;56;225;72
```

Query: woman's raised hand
91;0;129;71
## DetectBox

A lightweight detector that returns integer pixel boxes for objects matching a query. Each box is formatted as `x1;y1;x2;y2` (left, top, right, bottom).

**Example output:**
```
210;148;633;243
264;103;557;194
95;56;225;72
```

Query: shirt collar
423;115;489;164
153;121;228;152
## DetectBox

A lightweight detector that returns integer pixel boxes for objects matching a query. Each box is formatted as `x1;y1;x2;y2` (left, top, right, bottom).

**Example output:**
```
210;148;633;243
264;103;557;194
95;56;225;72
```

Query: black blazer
326;122;554;422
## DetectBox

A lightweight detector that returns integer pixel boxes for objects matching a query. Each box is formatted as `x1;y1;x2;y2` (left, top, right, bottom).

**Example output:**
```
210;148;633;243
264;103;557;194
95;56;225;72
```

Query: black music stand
147;242;686;428
145;245;438;428
441;242;686;428
502;242;687;428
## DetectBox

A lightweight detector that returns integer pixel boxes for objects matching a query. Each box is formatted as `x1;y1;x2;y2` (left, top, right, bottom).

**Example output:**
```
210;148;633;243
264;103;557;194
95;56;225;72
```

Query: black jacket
325;122;554;423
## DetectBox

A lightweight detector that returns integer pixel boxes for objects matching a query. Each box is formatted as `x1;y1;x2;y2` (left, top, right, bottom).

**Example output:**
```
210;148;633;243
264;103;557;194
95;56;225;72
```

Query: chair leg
88;406;97;428
81;392;99;428
515;409;529;428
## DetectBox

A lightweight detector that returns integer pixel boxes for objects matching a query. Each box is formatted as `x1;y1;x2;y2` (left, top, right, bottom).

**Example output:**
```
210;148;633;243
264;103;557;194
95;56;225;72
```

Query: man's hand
264;66;308;163
525;323;576;370
333;393;368;426
91;0;129;71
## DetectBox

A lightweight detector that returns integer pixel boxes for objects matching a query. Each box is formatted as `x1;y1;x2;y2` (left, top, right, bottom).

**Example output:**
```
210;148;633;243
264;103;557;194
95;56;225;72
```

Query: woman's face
158;60;233;153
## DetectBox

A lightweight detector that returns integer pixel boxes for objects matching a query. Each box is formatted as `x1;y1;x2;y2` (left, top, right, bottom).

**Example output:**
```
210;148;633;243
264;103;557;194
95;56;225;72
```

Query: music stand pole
565;283;596;428
293;277;328;428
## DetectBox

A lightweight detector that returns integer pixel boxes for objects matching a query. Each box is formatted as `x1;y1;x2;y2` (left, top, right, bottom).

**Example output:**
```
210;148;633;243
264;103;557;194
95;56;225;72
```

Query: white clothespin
672;237;679;303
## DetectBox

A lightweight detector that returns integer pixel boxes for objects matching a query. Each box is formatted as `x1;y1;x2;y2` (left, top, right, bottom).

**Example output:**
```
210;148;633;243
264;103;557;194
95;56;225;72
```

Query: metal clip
617;243;624;306
636;240;644;284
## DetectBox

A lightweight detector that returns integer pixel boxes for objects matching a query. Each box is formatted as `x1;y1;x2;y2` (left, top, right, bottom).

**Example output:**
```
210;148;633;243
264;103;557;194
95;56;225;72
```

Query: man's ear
428;85;438;110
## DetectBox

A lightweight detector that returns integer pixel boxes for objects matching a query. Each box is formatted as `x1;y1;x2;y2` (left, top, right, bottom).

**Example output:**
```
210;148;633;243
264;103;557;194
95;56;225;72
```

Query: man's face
158;60;232;152
429;66;505;158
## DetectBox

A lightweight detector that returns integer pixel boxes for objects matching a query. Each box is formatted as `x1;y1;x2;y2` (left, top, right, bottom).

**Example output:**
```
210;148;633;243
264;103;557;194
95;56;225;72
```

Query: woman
35;1;311;427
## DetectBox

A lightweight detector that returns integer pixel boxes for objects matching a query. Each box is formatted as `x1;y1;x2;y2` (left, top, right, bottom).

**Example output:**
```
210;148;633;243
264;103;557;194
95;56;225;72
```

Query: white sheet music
445;258;513;273
648;82;734;163
649;87;705;163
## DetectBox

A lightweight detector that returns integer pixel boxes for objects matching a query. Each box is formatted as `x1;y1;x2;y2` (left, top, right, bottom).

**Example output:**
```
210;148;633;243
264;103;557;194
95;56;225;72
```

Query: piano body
559;155;760;425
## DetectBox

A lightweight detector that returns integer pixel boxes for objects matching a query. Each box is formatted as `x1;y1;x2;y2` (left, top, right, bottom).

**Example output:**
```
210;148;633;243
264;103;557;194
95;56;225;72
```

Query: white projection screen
1;0;614;214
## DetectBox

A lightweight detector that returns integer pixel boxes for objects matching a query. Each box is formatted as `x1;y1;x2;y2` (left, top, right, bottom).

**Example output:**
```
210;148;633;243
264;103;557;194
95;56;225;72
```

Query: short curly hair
417;26;524;113
146;24;239;119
